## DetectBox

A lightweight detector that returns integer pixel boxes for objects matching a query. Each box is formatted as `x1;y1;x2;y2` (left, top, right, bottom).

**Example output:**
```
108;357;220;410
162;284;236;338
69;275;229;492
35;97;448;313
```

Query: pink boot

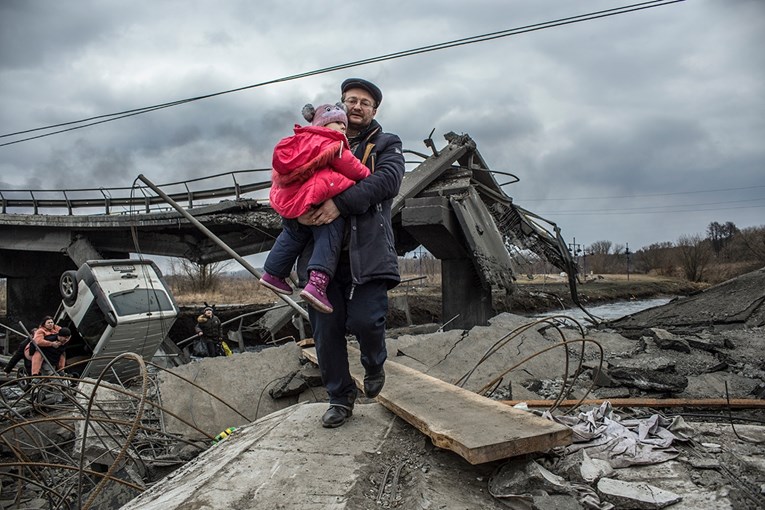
300;270;333;313
259;272;293;295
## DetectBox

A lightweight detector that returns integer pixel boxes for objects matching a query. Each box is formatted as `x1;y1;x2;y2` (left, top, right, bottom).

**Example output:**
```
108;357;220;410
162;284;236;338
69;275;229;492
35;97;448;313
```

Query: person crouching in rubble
28;316;71;375
194;306;223;357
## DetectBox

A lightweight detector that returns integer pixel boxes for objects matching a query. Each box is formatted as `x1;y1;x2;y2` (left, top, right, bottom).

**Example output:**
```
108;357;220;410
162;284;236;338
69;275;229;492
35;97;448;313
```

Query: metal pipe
137;174;308;320
501;398;765;409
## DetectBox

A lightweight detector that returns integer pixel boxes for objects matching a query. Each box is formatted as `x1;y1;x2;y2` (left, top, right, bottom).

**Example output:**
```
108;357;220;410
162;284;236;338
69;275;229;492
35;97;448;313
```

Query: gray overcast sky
1;0;763;253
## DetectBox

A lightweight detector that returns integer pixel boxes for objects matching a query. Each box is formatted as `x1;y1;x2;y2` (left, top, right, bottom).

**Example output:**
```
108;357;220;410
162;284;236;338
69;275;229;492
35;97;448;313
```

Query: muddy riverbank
394;274;706;326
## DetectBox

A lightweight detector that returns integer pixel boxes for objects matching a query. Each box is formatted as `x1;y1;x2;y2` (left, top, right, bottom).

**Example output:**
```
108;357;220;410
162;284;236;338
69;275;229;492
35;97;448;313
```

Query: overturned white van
55;259;179;382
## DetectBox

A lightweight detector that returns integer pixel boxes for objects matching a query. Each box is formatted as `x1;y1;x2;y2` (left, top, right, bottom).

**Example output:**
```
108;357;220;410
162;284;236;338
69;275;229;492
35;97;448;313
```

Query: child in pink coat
259;103;371;313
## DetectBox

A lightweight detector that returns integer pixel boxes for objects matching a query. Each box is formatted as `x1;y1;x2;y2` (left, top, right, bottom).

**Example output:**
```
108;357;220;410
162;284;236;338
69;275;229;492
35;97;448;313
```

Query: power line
0;0;685;148
548;196;765;212
520;184;765;202
539;202;765;216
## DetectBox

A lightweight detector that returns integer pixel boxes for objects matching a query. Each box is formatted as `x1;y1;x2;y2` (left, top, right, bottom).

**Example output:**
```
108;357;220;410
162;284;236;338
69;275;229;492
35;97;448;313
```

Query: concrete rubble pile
2;269;764;509
120;265;764;509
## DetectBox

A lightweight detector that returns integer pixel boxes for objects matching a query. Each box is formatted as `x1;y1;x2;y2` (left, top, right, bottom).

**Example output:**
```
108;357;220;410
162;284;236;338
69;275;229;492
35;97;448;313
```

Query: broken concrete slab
685;331;730;352
612;460;735;510
608;356;677;372
253;300;308;342
608;267;765;333
388;312;573;396
581;329;644;358
607;366;688;393
597;477;682;509
681;371;761;399
649;328;691;353
121;404;395;510
121;402;512;510
489;458;580;498
157;344;305;439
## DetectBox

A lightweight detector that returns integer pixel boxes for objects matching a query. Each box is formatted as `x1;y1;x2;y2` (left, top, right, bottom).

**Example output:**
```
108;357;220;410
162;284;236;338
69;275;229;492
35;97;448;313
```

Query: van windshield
109;288;175;317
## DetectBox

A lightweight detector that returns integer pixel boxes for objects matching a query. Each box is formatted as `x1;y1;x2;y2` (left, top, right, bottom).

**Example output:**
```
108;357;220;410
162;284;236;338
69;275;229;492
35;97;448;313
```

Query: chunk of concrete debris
607;367;688;393
701;442;722;453
489;458;602;507
648;328;691;353
688;457;720;470
589;366;620;388
580;449;614;482
609;356;676;372
686;335;728;353
298;362;323;386
268;370;308;399
597;477;681;509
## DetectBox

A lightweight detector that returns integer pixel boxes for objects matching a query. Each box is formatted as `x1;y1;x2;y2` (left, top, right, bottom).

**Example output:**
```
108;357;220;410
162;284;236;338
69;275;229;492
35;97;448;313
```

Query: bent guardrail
0;168;272;215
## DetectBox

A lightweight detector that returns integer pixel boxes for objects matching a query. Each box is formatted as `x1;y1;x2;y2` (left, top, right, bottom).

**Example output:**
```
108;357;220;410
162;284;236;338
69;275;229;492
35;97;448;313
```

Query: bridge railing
0;168;273;215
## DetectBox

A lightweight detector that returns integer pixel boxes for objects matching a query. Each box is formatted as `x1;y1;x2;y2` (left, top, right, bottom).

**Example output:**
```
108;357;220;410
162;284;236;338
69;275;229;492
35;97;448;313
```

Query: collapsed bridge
0;132;579;328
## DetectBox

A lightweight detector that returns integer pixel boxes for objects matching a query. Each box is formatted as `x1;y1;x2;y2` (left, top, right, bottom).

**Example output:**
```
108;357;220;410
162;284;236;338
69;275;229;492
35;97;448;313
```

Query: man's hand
198;331;204;336
297;199;340;226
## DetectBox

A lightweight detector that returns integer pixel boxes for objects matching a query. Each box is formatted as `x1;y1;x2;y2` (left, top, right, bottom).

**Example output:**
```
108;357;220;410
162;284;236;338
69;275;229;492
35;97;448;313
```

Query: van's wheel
16;365;30;391
60;271;78;305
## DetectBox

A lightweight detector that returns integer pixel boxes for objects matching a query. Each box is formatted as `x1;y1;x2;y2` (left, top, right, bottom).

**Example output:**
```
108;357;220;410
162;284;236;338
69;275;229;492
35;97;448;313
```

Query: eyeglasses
343;96;375;109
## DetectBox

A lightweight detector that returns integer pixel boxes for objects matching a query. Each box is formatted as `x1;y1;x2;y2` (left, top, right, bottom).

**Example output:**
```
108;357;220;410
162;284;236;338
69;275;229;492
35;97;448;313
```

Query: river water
532;297;673;322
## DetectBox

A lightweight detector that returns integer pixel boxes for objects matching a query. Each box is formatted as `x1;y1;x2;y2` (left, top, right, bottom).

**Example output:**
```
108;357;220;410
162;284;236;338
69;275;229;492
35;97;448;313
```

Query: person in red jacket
259;103;371;314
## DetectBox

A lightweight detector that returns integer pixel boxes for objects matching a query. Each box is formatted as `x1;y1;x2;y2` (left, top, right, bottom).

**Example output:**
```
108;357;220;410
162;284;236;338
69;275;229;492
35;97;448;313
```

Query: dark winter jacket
195;314;222;340
319;119;405;288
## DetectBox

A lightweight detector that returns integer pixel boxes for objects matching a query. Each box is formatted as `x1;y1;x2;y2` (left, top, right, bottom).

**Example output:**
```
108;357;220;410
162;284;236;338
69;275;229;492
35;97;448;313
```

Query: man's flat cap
341;78;383;106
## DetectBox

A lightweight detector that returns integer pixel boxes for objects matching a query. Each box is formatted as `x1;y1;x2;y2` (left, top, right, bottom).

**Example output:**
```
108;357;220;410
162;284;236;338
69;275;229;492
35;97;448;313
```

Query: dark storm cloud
0;0;762;250
0;1;140;71
535;115;715;193
26;141;136;191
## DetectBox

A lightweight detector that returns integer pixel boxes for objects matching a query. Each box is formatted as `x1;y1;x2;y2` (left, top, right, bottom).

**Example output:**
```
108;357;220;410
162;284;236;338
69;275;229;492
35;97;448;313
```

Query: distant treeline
518;222;765;284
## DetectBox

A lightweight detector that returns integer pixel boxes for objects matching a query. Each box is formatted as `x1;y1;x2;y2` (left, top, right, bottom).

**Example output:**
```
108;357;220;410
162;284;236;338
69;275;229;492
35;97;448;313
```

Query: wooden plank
302;347;571;465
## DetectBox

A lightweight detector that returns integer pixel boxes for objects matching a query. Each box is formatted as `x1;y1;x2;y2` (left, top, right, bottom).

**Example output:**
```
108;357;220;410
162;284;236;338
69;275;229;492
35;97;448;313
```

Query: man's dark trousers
309;257;388;407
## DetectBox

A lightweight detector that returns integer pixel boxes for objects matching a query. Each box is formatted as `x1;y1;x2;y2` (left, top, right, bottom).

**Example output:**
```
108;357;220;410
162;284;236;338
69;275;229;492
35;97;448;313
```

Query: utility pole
413;245;424;286
625;242;631;281
418;245;423;280
582;249;588;278
568;237;582;274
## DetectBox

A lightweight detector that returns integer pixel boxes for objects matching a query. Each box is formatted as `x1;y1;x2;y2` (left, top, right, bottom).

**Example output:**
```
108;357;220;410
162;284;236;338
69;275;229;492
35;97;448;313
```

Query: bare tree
170;259;231;292
587;240;612;273
676;234;712;282
735;225;765;264
634;242;675;276
588;240;612;255
707;221;739;258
